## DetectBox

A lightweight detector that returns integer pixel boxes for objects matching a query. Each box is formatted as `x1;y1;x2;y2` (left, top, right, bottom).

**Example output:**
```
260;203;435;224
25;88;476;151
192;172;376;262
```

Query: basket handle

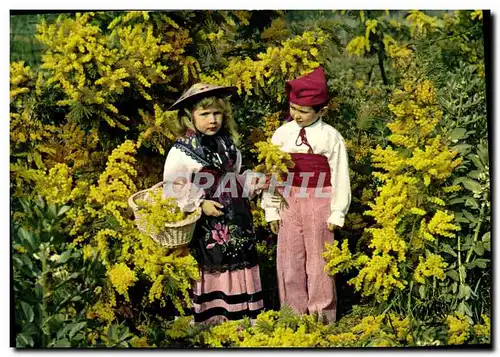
128;181;169;211
151;181;169;190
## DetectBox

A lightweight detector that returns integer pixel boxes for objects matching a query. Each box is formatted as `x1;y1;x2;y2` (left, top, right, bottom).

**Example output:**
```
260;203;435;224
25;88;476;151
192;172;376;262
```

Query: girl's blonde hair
169;96;240;146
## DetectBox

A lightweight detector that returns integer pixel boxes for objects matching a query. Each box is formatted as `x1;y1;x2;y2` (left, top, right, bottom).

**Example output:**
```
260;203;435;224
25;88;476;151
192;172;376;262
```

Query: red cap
285;67;329;106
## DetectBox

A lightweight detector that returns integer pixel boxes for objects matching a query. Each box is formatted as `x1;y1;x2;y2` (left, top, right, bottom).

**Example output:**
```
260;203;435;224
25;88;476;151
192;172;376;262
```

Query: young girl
261;67;351;323
163;83;264;324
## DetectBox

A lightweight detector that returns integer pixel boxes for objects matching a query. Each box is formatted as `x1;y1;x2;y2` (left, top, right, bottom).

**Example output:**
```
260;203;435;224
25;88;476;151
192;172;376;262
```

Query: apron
173;129;259;273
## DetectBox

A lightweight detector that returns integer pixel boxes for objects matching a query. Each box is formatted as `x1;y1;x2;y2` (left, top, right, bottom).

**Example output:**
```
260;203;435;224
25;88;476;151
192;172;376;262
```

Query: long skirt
192;265;264;324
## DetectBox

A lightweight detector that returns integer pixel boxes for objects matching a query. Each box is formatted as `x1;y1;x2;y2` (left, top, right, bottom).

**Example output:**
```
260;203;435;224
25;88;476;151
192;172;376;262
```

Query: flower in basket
136;189;198;236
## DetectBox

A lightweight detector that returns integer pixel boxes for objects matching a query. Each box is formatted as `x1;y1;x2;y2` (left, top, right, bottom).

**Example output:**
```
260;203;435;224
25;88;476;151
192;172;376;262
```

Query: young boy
261;67;351;323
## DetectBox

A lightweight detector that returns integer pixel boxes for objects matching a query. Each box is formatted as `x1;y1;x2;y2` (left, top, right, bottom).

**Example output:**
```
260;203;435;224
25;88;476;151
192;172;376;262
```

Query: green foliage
13;197;110;347
184;304;489;347
435;59;490;322
322;9;490;340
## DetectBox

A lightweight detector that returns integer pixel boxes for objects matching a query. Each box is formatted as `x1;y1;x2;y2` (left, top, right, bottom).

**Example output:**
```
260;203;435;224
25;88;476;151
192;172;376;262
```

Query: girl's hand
328;223;337;232
202;200;224;217
269;220;280;235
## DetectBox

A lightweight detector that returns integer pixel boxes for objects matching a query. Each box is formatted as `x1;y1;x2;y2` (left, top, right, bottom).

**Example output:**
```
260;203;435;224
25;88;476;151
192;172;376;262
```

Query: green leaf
449;127;467;141
108;324;118;341
52;338;71;347
467;258;489;269
464;285;472;300
57;206;71;217
418;285;426;299
58;250;73;264
465;197;480;210
462;210;477;223
47;204;58;221
68;272;80;280
451;143;472;155
469;154;485;171
451;282;458;294
473;242;485;256
34;152;44;169
20;301;34;323
460;178;482;193
16;333;34;347
18;227;36;250
464;235;474;246
34;196;46;210
53;273;81;292
458;284;467;299
449;197;465;205
441;244;457;257
453;213;469;224
482;232;490;242
34;284;43;300
19;199;31;215
467;170;482;179
56;324;70;339
475;258;489;269
446;270;460;281
21;322;39;337
13;255;24;269
20;254;35;272
72;332;85;341
69;322;86;339
457;301;472;317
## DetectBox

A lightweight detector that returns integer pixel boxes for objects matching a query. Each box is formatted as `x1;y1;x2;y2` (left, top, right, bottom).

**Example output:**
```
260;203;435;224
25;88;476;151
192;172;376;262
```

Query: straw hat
168;83;237;111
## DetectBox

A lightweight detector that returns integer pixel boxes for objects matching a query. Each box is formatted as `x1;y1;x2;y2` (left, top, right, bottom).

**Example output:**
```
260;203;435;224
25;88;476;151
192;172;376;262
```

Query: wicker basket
128;181;202;248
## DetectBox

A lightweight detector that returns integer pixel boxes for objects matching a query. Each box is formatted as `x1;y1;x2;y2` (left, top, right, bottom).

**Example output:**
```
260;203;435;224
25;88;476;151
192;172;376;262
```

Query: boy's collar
291;117;322;129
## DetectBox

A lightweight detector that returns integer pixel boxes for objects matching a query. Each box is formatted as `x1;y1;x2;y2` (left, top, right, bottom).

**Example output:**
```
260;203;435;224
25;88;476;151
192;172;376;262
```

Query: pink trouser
276;185;337;322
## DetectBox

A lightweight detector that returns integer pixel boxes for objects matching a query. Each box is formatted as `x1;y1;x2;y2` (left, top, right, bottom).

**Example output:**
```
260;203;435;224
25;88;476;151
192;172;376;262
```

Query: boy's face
289;102;325;127
192;104;224;135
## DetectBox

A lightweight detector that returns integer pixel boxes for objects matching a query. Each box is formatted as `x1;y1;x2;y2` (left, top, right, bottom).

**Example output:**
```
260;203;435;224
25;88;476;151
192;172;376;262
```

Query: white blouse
162;145;260;212
260;119;352;227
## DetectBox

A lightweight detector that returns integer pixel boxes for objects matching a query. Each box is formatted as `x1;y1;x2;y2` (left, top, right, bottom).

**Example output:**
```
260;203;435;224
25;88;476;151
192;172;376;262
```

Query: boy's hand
202;200;224;217
262;173;273;190
269;221;280;235
328;223;337;232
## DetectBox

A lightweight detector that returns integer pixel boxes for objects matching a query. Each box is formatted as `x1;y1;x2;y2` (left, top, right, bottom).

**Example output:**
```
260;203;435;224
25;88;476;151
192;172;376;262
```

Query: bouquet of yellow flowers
128;182;201;247
252;139;295;208
252;140;295;179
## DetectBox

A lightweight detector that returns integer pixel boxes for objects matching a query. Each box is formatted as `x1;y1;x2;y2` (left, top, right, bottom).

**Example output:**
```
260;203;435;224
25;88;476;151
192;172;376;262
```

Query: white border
2;4;497;356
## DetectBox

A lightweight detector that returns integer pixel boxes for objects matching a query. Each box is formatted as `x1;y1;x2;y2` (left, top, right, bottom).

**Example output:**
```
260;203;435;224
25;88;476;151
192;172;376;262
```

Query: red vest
288;153;331;188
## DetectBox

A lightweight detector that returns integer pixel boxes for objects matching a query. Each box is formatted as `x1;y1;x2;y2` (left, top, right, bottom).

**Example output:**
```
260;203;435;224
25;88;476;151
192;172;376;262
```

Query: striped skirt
192;264;264;324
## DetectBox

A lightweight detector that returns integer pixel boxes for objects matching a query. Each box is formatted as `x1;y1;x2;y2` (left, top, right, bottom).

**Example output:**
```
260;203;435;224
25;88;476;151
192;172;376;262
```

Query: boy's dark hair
311;102;329;113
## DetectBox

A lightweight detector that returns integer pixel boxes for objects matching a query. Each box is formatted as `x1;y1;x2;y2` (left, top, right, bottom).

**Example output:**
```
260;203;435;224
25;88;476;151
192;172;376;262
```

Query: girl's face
192;104;224;135
289;102;325;127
